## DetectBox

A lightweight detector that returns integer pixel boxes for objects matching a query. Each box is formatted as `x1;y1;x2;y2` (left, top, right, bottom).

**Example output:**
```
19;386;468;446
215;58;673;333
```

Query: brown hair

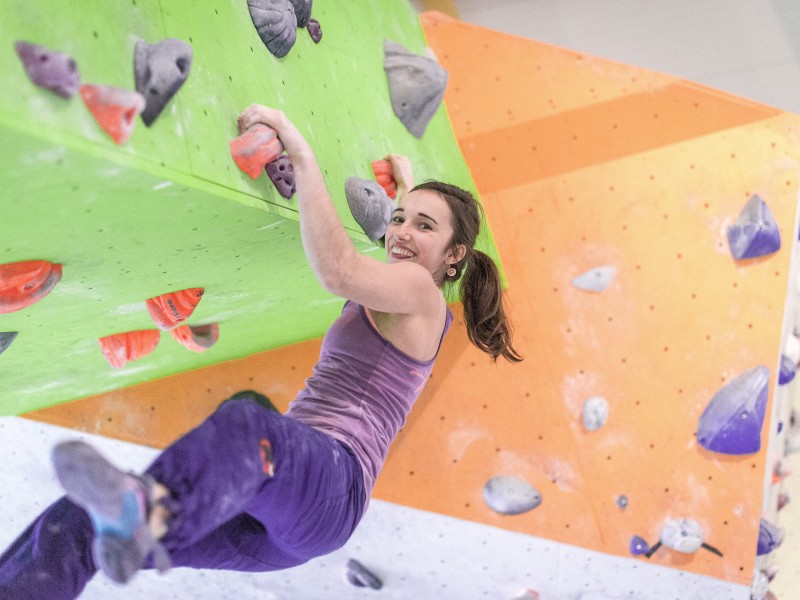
412;181;522;363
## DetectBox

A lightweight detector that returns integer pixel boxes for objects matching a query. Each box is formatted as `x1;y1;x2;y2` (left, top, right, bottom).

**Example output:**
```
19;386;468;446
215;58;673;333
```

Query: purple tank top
286;300;453;500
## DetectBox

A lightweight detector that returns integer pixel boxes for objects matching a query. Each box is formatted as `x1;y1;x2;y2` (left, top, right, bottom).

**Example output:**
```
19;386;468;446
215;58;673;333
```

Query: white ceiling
414;0;800;113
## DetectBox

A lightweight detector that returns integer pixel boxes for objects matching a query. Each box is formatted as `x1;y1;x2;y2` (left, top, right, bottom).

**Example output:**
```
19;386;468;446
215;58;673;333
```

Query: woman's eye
391;216;403;223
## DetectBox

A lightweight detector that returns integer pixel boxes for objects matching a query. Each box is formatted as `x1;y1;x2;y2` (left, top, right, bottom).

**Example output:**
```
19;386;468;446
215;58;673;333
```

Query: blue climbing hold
629;535;650;556
696;366;769;455
757;519;784;555
779;354;796;385
726;194;781;260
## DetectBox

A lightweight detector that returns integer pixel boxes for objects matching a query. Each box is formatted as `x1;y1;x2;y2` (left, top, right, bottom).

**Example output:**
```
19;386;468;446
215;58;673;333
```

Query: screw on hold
0;332;19;356
134;38;193;126
145;288;205;331
371;159;397;199
230;124;285;179
98;329;161;369
14;41;80;98
170;323;219;352
383;40;447;138
0;260;62;314
79;84;145;144
345;559;382;590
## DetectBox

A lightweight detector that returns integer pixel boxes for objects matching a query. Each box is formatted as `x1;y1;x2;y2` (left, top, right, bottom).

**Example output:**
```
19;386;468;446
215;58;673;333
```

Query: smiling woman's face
384;189;459;284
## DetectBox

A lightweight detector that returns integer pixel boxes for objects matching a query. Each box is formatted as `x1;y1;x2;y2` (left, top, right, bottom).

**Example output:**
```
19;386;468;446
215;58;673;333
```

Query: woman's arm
237;105;441;316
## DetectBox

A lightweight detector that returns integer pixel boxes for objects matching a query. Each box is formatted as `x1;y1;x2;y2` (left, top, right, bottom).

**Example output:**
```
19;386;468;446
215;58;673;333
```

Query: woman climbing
0;104;521;599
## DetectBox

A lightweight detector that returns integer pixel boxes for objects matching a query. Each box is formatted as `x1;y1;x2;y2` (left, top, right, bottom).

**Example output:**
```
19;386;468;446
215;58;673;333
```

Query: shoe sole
52;440;135;519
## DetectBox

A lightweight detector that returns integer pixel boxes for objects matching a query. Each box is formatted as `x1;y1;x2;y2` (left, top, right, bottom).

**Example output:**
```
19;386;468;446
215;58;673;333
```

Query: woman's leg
147;397;366;567
0;497;96;600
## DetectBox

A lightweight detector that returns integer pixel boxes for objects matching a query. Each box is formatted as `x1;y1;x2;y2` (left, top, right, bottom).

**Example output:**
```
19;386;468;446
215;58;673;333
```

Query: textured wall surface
21;4;800;595
0;0;488;414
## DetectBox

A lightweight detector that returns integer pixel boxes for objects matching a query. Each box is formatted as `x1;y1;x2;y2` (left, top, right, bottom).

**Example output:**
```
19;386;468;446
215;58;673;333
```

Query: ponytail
411;181;522;363
458;249;522;363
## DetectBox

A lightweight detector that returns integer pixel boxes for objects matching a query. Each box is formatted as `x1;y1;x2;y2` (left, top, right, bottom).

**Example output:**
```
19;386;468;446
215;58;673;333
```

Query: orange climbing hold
0;260;62;314
170;323;219;352
98;329;161;369
230;124;285;179
145;287;204;331
79;84;145;144
371;159;397;199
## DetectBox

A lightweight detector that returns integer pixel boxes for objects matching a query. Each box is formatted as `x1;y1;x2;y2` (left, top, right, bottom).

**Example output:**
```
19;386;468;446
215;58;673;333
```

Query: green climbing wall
0;0;498;415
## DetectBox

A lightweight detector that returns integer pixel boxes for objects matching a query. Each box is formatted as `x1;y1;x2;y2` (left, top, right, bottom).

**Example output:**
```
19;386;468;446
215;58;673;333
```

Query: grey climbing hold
266;155;295;199
383;40;448;138
696;366;769;455
15;41;80;98
572;266;616;292
248;0;297;59
482;475;542;515
134;38;193;126
288;0;312;28
346;559;382;590
582;396;608;431
727;194;781;260
616;495;628;510
345;177;394;242
660;518;704;553
0;331;18;356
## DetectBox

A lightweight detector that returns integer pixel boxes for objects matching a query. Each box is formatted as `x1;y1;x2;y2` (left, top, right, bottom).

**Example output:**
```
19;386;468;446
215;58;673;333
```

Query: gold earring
446;265;457;277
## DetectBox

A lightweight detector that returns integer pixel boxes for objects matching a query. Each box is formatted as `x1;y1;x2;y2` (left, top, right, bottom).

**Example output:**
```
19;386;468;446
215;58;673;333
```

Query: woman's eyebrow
417;212;438;225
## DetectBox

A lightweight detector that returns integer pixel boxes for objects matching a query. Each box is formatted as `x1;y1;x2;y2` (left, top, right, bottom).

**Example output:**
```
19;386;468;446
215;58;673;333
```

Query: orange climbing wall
26;11;800;587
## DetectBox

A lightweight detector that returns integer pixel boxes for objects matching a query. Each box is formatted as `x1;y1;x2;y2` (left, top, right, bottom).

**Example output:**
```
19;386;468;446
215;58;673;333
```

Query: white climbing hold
582;396;609;431
483;475;542;515
571;266;617;292
660;518;704;553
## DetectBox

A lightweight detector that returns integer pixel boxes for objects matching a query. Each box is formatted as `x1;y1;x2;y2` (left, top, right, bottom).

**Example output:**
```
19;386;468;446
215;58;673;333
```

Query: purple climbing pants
0;399;366;600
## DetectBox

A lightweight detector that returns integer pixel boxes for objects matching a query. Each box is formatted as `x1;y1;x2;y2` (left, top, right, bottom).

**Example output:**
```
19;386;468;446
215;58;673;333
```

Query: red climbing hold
145;287;204;331
145;288;205;331
0;260;62;314
79;84;145;144
98;329;161;369
170;323;219;352
371;159;397;199
230;124;285;179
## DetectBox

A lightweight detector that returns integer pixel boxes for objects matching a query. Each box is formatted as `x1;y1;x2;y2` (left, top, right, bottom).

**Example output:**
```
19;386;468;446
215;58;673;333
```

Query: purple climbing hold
134;38;193;126
384;40;448;138
307;18;322;43
266;155;295;199
248;0;297;59
696;366;770;455
727;194;781;260
345;177;394;242
629;535;650;556
346;559;382;590
15;41;80;98
0;331;18;356
757;519;784;555
779;354;796;385
288;0;312;28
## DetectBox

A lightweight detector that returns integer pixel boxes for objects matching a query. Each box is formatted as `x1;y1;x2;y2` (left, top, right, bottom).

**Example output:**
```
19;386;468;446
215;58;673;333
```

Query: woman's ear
448;244;467;265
